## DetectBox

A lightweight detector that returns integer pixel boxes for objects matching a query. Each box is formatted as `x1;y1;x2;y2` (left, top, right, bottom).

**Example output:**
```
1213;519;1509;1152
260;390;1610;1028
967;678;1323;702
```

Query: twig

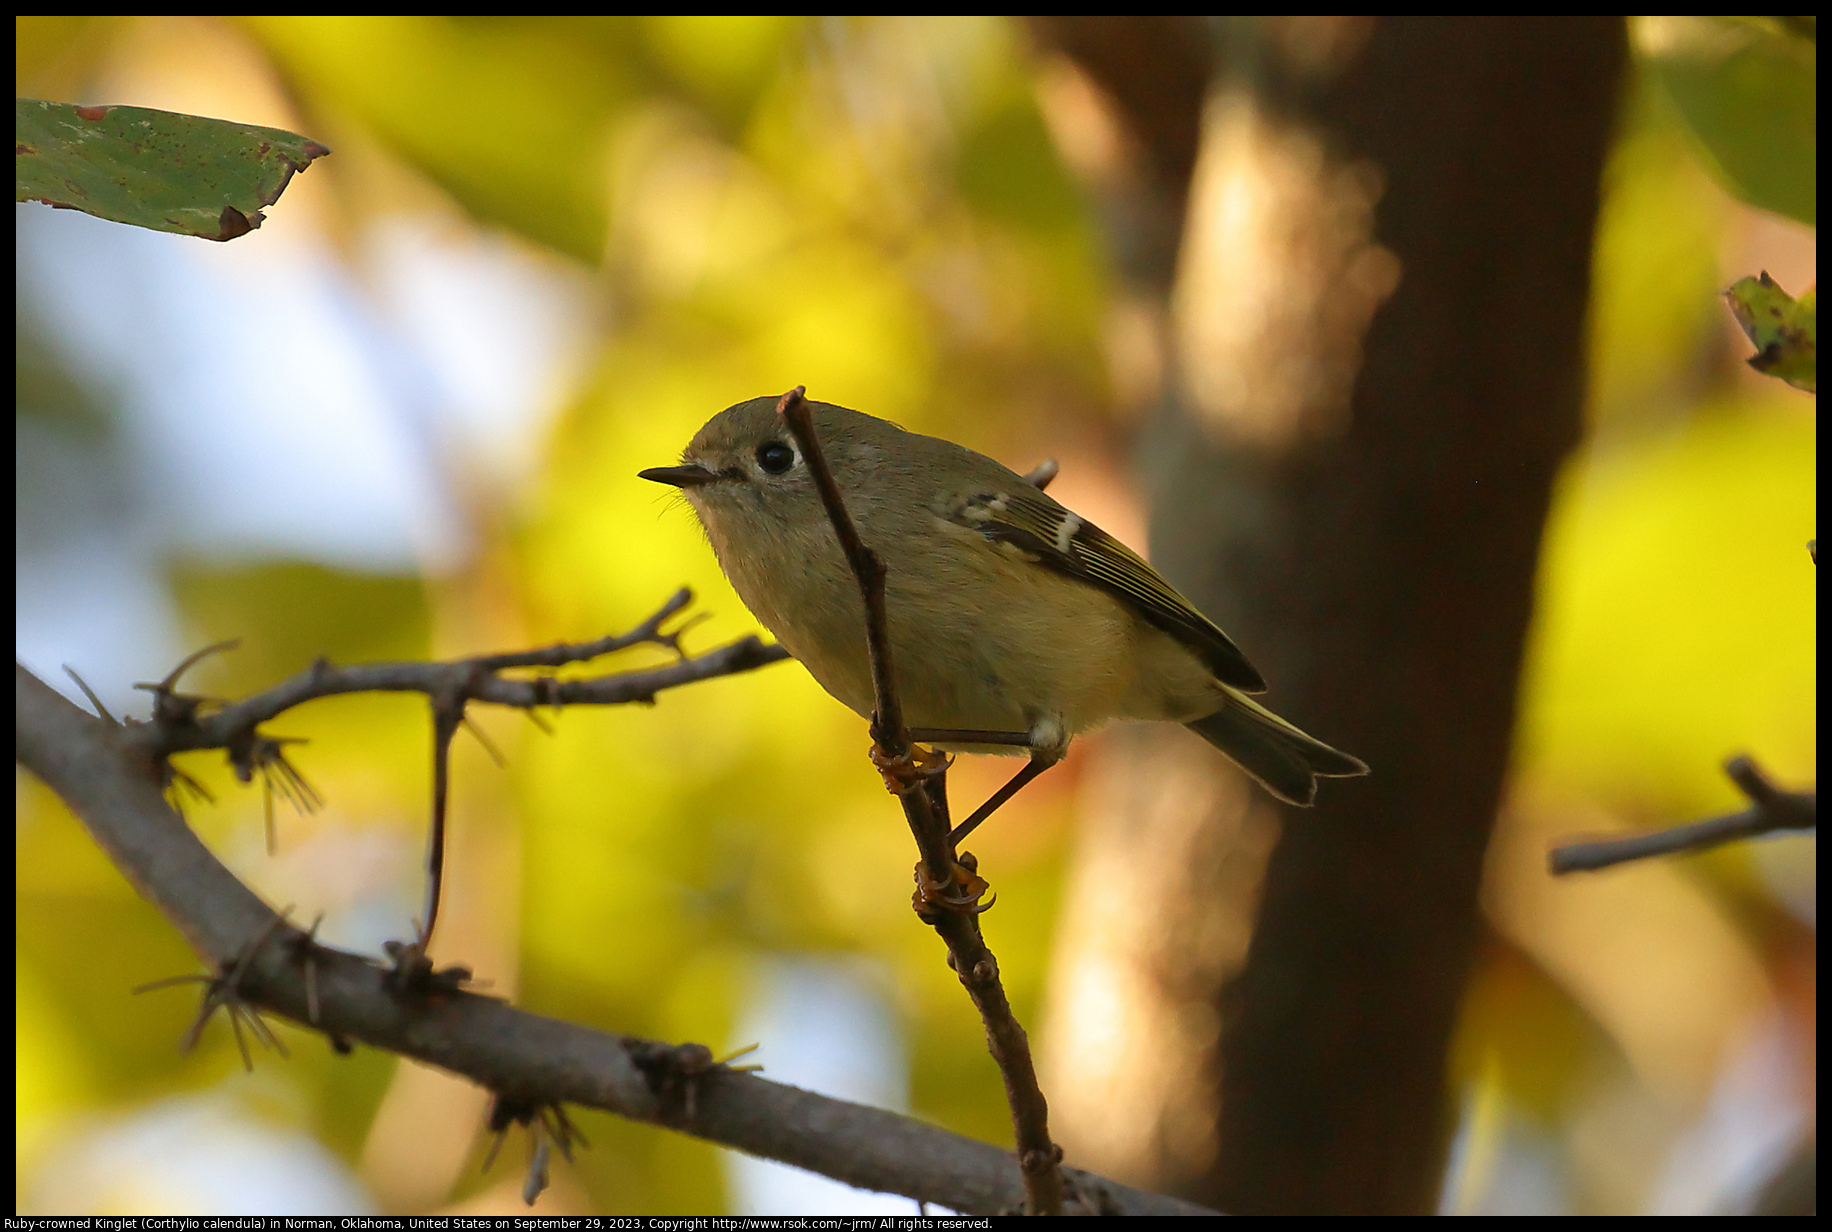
775;391;908;752
136;589;781;758
776;390;961;893
1550;755;1816;874
104;588;788;946
421;673;473;943
14;662;1213;1216
775;386;1066;1216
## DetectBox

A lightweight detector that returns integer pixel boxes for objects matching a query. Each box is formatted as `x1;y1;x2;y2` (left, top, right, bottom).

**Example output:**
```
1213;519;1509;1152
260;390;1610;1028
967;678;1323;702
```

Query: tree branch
774;387;1065;1216
15;661;1214;1216
1549;756;1816;874
134;588;786;759
100;587;786;944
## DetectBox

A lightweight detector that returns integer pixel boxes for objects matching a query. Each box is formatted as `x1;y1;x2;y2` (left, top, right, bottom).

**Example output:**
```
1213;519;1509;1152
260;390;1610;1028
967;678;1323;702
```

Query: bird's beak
638;464;718;488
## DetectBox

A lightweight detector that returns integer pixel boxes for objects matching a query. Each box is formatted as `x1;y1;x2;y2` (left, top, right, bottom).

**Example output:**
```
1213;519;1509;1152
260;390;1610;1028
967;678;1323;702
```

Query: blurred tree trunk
1032;16;1624;1214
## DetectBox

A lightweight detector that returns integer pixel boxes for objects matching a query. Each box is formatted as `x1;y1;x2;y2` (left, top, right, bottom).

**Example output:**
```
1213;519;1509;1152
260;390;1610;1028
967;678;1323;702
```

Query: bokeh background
15;16;1813;1216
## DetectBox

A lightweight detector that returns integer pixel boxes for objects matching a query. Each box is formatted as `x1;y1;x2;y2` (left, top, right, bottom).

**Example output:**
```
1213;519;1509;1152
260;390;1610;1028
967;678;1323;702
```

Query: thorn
138;912;292;1071
666;608;713;646
157;639;242;691
134;642;238;728
484;1095;586;1207
61;665;117;724
461;714;507;767
715;1042;761;1066
285;912;328;1025
162;763;216;818
523;1132;552;1206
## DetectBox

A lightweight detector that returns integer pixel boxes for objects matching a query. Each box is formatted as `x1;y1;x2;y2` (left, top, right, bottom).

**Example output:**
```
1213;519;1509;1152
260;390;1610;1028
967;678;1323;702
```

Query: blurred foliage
1633;16;1815;227
15;311;111;439
1451;940;1612;1125
15;98;329;240
242;17;633;263
1583;71;1734;430
166;560;433;695
1465;37;1815;1212
1517;396;1816;817
14;15;1816;1217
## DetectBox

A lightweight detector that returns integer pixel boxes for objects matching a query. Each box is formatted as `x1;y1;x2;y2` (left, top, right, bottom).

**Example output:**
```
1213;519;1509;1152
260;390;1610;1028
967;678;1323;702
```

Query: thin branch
776;386;1066;1216
1550;755;1816;874
775;390;908;752
468;588;697;671
14;662;1212;1217
132;588;787;760
421;674;472;942
94;589;787;947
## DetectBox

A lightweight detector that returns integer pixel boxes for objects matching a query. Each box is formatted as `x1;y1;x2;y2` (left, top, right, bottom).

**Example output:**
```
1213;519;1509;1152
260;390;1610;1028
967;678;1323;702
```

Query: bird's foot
871;741;950;796
913;852;994;917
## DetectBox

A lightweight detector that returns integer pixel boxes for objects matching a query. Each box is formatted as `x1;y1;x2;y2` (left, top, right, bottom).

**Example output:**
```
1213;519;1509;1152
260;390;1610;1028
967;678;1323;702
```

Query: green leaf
1725;273;1817;393
1635;16;1816;226
15;98;330;241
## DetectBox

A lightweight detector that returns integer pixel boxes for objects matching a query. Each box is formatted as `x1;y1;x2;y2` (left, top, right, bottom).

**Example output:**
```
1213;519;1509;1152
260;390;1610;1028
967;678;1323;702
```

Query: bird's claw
913;858;995;917
871;742;950;795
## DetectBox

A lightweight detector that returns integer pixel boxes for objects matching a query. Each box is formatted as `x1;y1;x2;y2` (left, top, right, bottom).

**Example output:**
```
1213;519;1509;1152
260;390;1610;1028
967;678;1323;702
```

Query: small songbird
641;395;1366;806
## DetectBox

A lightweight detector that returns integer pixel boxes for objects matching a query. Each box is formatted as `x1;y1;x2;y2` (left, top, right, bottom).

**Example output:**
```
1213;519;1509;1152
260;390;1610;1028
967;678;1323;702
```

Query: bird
640;394;1366;812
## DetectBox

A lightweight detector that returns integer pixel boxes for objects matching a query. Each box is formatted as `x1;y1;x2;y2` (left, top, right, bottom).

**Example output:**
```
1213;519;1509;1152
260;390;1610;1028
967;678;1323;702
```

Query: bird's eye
755;440;795;475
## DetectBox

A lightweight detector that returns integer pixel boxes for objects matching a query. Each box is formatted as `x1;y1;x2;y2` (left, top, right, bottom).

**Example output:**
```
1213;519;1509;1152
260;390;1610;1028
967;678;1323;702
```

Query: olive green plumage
642;396;1366;805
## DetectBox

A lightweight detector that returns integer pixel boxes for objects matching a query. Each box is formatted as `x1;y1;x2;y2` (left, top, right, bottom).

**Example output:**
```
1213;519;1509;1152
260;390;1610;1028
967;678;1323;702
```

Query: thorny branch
107;587;788;944
141;588;770;756
775;386;1066;1216
1550;755;1816;875
14;662;1211;1216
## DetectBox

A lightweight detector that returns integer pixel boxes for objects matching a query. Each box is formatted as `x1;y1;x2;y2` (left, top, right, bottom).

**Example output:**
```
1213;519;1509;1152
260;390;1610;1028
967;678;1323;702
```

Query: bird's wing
943;484;1267;693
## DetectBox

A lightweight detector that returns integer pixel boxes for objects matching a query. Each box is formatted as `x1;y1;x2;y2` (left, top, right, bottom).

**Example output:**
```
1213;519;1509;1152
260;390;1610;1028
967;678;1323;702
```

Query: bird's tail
1185;690;1368;806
